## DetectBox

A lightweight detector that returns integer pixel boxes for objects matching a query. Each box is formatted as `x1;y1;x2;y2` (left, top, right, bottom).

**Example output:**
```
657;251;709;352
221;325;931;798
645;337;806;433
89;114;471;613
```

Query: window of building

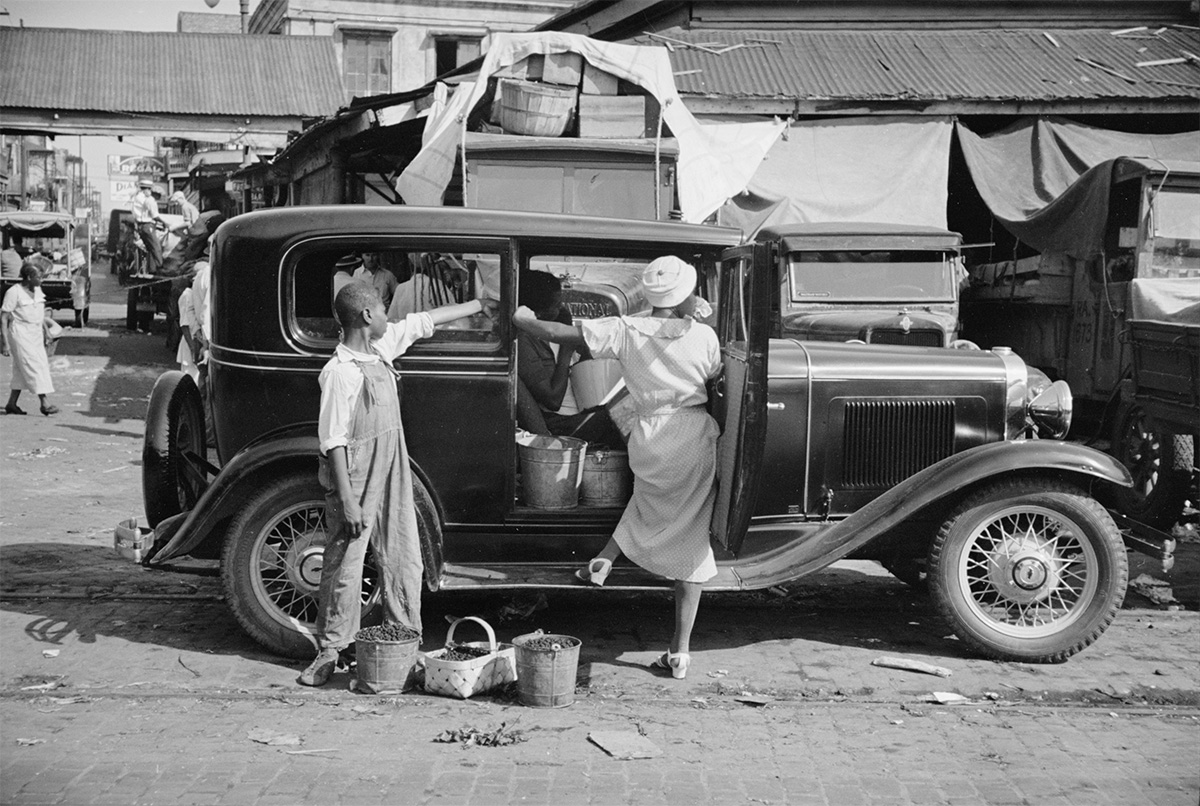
343;31;392;102
434;37;481;78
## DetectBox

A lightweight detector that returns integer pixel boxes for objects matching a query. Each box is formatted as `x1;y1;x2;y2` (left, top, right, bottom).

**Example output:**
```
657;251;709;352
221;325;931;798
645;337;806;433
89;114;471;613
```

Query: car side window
287;240;505;354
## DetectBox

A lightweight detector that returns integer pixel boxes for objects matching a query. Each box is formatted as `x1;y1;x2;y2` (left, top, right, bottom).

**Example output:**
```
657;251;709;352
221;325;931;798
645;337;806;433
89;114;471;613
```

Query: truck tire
928;478;1126;663
1111;404;1192;530
221;471;438;659
142;371;206;528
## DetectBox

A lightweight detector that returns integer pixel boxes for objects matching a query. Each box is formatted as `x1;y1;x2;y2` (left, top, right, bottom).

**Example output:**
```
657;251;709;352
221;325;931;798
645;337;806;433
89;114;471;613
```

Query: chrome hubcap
958;505;1098;638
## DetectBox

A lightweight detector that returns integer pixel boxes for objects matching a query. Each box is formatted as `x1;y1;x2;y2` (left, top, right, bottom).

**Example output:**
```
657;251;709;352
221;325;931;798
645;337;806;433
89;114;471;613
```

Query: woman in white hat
513;255;721;680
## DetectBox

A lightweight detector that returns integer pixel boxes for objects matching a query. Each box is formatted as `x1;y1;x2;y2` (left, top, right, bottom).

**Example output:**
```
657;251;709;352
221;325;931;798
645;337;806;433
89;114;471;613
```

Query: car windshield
786;250;956;302
1145;185;1200;279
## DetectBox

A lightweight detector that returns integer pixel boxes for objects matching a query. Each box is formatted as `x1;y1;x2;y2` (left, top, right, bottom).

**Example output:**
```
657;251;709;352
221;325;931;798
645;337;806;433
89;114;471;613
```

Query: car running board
1109;509;1177;574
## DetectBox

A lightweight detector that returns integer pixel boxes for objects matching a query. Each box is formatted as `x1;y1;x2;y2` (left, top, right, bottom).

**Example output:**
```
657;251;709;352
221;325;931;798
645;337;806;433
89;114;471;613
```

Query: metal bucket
513;633;581;708
581;449;632;507
517;435;586;509
356;638;418;694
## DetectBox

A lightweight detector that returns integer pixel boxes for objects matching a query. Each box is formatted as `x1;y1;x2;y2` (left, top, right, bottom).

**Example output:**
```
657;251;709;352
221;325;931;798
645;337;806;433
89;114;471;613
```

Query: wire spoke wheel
956;505;1097;638
223;473;380;658
930;479;1126;663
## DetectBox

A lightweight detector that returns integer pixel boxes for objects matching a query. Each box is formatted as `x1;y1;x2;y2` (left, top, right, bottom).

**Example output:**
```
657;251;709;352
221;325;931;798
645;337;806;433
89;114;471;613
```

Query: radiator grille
842;399;956;488
870;328;942;347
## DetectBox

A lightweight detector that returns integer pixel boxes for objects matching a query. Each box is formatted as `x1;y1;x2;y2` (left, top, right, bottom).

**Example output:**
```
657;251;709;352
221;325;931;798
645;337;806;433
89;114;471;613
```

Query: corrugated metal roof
0;27;344;117
627;28;1200;102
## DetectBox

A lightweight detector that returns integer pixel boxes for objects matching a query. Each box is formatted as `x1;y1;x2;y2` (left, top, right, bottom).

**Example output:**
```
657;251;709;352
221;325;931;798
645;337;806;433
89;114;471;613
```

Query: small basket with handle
423;616;517;699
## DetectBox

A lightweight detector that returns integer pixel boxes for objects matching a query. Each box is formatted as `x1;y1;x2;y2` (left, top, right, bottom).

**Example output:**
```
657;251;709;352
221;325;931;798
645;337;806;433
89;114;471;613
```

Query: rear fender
147;428;446;576
733;440;1132;588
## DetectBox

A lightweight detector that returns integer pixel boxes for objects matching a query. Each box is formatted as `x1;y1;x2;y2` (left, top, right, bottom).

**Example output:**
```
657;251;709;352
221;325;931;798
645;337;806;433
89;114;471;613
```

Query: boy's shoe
297;649;339;687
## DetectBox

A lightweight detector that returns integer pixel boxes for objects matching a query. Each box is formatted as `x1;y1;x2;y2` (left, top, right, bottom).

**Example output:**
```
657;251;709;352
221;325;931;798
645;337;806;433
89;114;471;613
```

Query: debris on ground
1129;574;1178;606
588;730;662;759
247;728;302;746
707;669;729;678
42;649;60;658
927;691;969;705
15;738;45;746
734;695;772;707
497;592;549;623
872;656;953;677
434;721;526;747
7;446;67;460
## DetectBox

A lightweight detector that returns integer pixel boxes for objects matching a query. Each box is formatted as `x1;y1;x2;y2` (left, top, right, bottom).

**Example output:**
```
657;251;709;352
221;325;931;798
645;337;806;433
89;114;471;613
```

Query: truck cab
755;223;964;347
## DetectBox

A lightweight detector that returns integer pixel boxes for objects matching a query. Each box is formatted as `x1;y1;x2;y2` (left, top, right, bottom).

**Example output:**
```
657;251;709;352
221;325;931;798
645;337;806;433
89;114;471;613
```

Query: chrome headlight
1027;379;1073;439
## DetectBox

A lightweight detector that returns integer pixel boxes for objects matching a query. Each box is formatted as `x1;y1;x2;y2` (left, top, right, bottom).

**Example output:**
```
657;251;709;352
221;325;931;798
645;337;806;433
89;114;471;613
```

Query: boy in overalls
300;281;489;686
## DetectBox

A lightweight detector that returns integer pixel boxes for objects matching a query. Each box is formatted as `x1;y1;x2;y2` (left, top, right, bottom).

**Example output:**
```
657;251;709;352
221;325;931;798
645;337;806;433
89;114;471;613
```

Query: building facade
248;0;573;103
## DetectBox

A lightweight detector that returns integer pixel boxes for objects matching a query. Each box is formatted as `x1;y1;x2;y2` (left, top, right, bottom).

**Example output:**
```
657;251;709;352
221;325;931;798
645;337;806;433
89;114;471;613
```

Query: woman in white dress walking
1;263;59;416
513;256;721;680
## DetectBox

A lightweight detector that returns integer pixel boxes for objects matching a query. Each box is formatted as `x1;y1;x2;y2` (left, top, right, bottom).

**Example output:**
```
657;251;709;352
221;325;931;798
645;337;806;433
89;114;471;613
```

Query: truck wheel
1111;404;1192;530
142;371;206;528
928;478;1126;663
221;471;438;659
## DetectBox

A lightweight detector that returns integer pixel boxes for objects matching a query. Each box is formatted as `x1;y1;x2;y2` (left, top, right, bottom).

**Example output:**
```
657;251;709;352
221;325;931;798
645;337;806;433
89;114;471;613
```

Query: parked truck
961;157;1199;532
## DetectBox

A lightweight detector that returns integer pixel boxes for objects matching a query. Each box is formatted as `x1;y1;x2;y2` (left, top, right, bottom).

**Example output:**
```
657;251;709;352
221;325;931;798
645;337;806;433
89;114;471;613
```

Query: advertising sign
108;155;165;176
110;178;138;208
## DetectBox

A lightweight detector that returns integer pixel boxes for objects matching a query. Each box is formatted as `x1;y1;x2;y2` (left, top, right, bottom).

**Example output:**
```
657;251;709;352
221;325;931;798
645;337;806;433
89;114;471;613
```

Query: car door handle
766;402;785;411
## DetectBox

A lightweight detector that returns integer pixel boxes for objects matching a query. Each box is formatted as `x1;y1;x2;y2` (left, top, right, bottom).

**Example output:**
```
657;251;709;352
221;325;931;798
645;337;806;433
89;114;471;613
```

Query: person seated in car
515;270;624;447
388;253;471;321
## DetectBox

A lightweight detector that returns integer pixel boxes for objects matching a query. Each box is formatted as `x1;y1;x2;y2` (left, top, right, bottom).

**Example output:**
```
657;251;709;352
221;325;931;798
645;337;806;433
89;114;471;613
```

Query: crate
494;54;544;81
582;61;619;95
498;80;577;137
543;52;582;86
1129;320;1200;411
578;95;655;138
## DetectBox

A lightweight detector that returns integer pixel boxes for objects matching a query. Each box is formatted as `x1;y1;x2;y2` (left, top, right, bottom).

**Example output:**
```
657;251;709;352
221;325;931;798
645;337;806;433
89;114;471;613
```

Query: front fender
730;440;1132;589
146;430;319;565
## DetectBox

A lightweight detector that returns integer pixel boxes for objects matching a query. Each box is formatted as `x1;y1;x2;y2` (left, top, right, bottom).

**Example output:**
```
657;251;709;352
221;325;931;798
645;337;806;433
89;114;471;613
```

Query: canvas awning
957;118;1200;256
717;116;953;238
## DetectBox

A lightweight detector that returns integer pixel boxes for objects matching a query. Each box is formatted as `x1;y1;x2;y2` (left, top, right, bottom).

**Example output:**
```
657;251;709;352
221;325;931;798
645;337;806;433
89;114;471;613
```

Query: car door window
287;238;506;354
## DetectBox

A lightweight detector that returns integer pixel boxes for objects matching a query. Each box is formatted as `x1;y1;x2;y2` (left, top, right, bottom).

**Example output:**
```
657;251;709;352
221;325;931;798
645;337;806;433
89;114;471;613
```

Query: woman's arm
0;310;10;355
513;306;585;347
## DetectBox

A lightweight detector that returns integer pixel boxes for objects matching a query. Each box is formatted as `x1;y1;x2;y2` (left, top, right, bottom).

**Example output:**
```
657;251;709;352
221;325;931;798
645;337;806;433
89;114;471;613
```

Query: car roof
0;210;76;238
220;205;744;249
755;222;962;252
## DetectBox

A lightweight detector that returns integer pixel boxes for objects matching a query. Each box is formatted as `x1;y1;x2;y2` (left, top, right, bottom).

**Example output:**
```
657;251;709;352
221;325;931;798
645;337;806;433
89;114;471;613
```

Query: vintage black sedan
143;206;1132;664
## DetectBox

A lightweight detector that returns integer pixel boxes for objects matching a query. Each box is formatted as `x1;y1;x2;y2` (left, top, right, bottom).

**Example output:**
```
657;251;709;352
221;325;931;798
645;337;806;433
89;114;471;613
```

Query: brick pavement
2;691;1197;805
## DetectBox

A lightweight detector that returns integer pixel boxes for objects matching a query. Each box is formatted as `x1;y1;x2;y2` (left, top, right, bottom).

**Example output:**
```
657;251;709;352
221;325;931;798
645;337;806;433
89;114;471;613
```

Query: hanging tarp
956;117;1200;256
395;32;784;224
716;116;953;238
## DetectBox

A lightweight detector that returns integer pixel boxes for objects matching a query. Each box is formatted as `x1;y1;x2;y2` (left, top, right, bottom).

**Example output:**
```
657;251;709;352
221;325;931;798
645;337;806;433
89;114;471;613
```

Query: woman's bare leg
672;580;702;655
595;536;621;563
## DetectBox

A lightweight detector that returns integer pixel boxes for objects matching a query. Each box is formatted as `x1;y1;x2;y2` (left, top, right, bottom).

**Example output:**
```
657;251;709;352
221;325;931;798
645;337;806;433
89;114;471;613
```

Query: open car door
710;243;771;555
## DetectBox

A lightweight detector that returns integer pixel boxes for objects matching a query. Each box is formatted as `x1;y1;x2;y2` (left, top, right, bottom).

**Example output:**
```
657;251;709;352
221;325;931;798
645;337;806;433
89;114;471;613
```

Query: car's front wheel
929;479;1126;663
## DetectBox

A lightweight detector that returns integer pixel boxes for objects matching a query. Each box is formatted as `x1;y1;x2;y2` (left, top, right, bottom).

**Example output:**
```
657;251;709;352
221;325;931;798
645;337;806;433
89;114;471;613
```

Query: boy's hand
341;496;366;539
479;298;500;320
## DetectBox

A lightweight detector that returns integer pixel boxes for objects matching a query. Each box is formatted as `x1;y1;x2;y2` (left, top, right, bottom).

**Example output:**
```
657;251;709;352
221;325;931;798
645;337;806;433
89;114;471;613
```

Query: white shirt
191;261;212;341
317;313;435;454
132;190;159;224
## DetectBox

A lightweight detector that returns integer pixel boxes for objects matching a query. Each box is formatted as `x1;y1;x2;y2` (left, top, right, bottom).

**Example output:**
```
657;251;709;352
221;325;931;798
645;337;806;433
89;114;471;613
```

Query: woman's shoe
40;405;59;416
650;651;691;680
4;404;26;415
574;557;612;586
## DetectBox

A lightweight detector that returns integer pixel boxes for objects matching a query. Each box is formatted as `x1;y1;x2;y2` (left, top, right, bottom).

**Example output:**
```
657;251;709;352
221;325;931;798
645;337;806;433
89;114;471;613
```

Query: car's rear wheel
142;371;206;528
221;471;438;658
929;479;1126;663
